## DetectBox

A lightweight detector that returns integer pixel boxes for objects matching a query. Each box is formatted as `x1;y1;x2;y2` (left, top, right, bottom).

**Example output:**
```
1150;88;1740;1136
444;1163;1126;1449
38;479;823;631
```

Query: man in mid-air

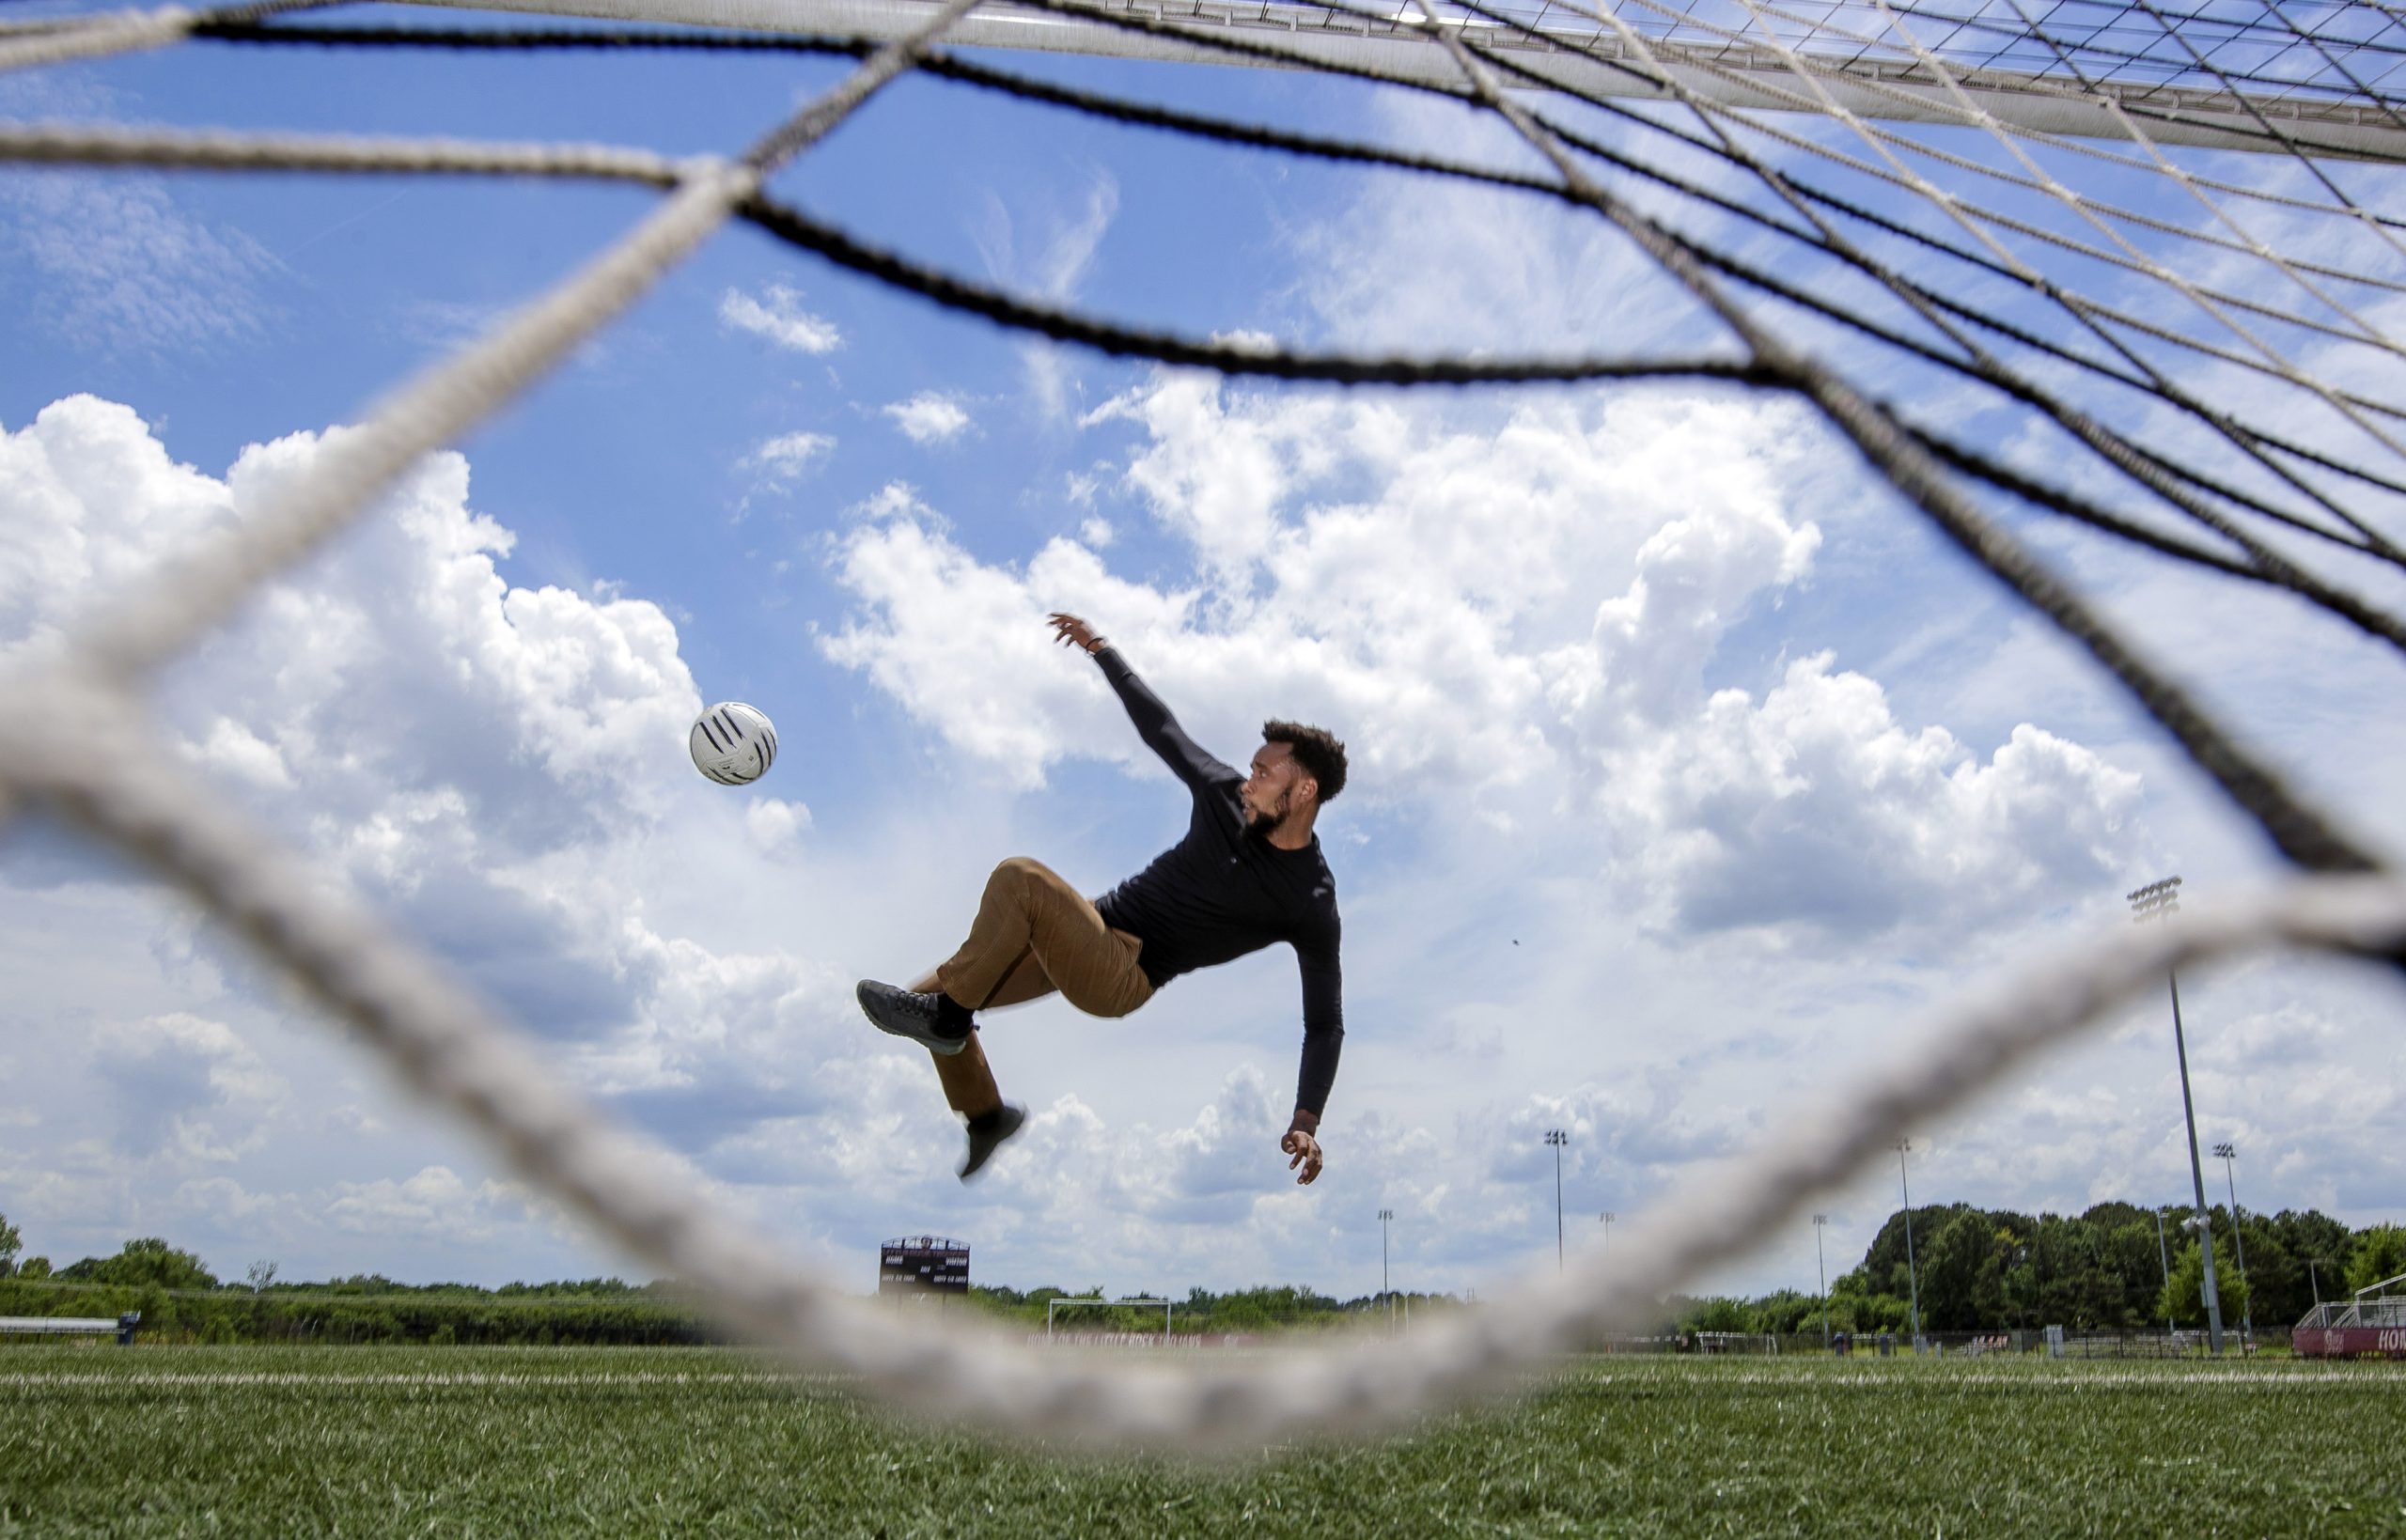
855;612;1348;1184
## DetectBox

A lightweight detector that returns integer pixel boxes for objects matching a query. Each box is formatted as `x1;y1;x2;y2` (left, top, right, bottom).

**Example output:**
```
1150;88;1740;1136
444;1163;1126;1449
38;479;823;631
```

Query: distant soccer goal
1044;1296;1176;1343
1693;1330;1779;1355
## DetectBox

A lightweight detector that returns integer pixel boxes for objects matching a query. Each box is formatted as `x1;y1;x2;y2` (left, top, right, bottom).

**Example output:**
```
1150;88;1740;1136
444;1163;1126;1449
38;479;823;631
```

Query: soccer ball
690;702;777;786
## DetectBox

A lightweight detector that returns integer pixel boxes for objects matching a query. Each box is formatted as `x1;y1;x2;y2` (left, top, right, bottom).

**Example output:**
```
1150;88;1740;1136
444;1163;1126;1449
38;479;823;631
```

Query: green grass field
3;1346;2400;1537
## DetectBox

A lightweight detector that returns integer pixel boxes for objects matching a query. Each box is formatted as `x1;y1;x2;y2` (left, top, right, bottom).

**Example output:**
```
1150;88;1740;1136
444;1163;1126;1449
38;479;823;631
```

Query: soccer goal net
3;0;2404;1452
1044;1296;1178;1341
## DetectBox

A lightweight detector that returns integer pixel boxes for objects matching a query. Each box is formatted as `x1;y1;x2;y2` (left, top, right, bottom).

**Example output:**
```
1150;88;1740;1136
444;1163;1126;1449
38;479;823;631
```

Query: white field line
1570;1368;2394;1388
0;1370;840;1388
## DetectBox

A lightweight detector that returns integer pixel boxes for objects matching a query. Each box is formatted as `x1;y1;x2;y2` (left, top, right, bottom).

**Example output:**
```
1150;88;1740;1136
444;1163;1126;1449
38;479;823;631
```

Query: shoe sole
856;982;969;1056
960;1105;1026;1181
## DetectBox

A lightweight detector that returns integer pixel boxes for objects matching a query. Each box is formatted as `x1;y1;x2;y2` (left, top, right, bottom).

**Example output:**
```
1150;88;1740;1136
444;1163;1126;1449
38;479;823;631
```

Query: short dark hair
1262;720;1348;803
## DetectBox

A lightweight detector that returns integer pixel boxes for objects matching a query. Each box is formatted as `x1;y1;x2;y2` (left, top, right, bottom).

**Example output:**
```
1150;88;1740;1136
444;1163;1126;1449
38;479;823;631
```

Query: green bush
0;1278;715;1346
2344;1224;2406;1295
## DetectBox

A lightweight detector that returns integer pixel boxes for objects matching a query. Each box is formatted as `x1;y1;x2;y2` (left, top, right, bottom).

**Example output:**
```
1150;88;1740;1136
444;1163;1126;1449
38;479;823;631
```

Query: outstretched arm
1048;612;1236;792
1281;919;1343;1186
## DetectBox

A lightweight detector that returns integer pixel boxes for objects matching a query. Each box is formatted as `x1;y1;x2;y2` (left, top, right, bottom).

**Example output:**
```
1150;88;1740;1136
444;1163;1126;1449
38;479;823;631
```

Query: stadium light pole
2129;876;2224;1354
1896;1139;1922;1345
2214;1143;2254;1348
2154;1206;2175;1335
1379;1207;1395;1334
1599;1211;1615;1261
1814;1215;1830;1348
1545;1129;1568;1272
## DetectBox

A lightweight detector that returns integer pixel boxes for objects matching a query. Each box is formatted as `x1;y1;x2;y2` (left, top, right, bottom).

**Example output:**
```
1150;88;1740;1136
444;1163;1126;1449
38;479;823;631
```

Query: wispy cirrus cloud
974;171;1120;420
718;283;842;354
0;173;277;354
742;429;836;494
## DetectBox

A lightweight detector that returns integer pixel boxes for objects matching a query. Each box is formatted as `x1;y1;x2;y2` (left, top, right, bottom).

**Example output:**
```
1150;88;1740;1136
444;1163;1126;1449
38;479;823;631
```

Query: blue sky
4;0;2404;1306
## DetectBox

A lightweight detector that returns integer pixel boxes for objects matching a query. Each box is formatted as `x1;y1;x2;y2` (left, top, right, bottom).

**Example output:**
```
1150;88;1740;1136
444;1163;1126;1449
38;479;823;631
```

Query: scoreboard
879;1236;970;1296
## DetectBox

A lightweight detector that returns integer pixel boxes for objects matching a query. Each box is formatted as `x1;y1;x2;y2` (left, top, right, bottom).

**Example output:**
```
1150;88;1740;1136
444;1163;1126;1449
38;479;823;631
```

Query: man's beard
1243;801;1281;842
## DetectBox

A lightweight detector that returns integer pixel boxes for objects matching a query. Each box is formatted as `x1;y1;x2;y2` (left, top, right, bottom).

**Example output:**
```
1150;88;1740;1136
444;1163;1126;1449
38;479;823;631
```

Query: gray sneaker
855;980;971;1056
961;1103;1026;1181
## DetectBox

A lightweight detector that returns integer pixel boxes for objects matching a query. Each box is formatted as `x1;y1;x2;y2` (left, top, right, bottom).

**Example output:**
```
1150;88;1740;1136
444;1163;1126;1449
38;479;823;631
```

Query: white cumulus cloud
0;393;828;1120
825;372;2145;940
745;796;813;853
0;393;991;1285
325;1166;540;1242
883;392;973;445
89;1012;283;1161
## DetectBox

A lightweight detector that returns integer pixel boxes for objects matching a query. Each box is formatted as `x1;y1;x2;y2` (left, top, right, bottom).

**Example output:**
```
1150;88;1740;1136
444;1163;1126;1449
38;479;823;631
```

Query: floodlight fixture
2126;875;2182;921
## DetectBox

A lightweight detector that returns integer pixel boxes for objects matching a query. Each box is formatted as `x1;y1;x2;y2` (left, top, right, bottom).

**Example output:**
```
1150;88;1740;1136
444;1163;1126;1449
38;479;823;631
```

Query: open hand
1047;612;1101;653
1281;1128;1323;1185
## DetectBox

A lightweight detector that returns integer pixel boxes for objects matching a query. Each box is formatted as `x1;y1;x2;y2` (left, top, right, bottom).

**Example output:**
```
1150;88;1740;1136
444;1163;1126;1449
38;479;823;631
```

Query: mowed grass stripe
1;1364;2388;1391
4;1346;2401;1538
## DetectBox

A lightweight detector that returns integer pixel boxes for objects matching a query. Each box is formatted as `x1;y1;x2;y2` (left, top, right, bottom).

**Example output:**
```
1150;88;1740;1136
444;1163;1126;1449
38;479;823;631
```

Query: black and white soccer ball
689;701;777;786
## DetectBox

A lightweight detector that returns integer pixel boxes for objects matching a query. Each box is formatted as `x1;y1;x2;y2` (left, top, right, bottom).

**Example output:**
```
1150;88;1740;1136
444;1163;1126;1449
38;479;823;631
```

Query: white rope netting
3;0;2402;1452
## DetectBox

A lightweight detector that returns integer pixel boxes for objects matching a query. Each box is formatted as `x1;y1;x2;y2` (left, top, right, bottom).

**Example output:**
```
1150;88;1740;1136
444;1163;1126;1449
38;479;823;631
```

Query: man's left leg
901;950;1053;1180
906;949;1051;1122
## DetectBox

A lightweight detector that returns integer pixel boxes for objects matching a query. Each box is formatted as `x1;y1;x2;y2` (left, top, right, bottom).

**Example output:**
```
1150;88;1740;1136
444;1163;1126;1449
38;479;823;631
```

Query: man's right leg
867;857;1151;1176
927;857;1151;1018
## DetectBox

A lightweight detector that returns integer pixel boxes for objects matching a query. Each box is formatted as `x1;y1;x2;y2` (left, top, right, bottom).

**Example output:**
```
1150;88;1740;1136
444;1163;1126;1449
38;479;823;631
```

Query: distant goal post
1693;1330;1779;1355
1045;1296;1175;1341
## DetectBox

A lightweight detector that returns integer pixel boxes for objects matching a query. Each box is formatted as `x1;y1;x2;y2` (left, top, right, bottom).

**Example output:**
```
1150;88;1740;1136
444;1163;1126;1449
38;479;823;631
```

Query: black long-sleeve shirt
1087;646;1346;1119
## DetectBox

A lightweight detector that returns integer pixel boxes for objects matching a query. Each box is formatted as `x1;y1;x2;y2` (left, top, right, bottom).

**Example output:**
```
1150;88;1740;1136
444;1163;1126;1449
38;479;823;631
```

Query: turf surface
3;1346;2400;1536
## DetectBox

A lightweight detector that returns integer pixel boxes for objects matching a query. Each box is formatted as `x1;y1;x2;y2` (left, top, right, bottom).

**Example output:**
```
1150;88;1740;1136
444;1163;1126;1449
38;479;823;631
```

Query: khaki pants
908;856;1153;1117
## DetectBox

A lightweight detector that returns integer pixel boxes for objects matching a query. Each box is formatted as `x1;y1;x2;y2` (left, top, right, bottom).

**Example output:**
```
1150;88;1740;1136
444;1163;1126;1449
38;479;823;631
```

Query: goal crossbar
397;0;2406;159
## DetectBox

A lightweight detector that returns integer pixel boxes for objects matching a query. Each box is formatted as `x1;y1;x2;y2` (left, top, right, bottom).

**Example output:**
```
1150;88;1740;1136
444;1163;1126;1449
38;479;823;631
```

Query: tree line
0;1230;716;1346
1694;1203;2406;1338
3;1206;2400;1347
